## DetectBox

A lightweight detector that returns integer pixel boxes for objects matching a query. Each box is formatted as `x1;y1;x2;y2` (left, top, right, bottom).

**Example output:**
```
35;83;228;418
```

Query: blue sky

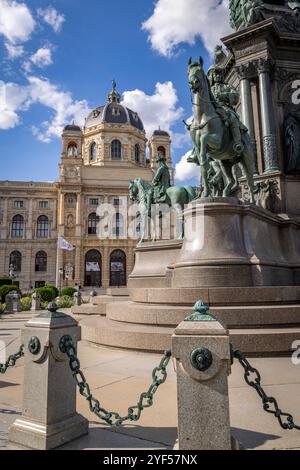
0;0;231;184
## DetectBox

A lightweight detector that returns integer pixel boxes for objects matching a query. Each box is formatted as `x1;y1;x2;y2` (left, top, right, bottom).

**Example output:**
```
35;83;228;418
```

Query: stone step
130;286;300;306
72;304;107;316
80;316;300;356
92;295;129;305
106;301;300;328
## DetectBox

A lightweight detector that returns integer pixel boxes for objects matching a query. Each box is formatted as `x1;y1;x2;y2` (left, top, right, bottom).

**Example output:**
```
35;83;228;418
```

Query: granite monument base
81;199;300;355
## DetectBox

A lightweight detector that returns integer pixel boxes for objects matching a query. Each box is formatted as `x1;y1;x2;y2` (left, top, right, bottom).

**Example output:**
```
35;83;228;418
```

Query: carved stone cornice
256;57;274;74
235;61;257;80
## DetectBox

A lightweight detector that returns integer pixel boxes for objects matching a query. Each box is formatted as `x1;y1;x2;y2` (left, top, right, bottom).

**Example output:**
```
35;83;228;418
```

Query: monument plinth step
80;316;300;356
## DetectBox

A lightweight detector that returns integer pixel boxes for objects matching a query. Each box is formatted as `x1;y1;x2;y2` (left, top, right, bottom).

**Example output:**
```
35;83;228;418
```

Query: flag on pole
58;236;76;251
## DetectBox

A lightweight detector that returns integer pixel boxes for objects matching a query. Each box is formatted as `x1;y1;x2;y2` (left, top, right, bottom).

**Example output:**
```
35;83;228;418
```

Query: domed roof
153;129;170;137
64;123;82;132
84;81;144;132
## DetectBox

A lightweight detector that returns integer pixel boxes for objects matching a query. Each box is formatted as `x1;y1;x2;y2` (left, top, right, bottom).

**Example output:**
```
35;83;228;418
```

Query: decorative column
26;198;33;239
74;241;82;286
1;197;8;239
236;63;258;174
257;58;279;173
75;193;82;237
56;192;65;288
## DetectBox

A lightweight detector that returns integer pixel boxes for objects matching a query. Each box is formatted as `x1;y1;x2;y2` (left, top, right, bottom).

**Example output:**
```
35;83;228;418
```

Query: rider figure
147;153;171;213
208;65;247;155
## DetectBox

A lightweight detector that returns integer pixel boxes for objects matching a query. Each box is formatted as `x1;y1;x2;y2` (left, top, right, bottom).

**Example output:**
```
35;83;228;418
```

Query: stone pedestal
172;198;299;288
31;293;41;312
172;313;232;450
73;291;82;306
9;305;88;450
128;239;182;288
5;291;22;314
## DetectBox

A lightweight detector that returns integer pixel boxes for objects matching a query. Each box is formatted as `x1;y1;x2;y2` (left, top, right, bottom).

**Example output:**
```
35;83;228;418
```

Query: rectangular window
113;198;121;206
39;201;48;209
14;201;24;209
89;198;99;206
35;281;45;288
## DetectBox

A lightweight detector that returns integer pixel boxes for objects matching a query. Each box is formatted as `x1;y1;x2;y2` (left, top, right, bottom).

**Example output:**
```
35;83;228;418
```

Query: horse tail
184;185;197;202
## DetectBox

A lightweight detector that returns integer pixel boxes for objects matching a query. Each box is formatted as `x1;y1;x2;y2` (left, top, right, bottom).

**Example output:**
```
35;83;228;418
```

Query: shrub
61;287;77;298
21;297;32;311
35;287;56;303
45;285;59;298
0;303;6;314
57;296;74;309
0;285;20;302
41;301;49;310
0;278;12;288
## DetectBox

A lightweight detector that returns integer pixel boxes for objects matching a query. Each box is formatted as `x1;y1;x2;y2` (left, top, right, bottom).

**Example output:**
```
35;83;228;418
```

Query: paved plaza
1;311;300;451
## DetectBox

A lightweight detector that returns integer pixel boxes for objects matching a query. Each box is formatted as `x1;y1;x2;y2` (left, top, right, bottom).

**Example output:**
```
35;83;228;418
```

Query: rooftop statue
186;56;255;203
229;0;264;30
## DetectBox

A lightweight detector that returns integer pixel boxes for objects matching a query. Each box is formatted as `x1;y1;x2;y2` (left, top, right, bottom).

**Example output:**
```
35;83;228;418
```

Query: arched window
10;251;22;272
134;144;140;162
67;142;78;158
11;215;24;238
90;142;97;161
35;251;47;272
88;212;100;235
85;250;102;287
37;215;49;238
110;250;126;287
111;139;122;160
113;213;124;237
157;146;166;158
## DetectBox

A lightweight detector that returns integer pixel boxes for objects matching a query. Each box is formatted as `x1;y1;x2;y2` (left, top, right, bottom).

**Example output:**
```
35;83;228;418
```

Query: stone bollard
5;291;22;314
31;292;41;312
9;302;89;450
73;291;82;306
172;301;232;450
89;289;97;303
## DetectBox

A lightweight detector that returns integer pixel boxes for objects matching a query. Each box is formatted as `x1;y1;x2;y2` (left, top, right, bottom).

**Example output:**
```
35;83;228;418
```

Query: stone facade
0;85;172;290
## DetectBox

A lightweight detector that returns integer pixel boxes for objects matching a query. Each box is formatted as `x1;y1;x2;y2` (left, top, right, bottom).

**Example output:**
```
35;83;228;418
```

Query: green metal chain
60;335;172;428
231;345;300;431
0;345;24;374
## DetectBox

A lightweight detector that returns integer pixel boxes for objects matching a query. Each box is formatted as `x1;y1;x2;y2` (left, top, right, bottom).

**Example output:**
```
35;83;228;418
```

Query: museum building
0;84;172;290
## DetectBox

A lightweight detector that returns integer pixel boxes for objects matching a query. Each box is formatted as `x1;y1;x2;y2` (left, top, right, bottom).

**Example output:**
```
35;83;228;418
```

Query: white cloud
30;47;53;68
27;76;90;142
0;80;29;128
142;0;231;57
175;150;199;182
0;0;35;44
0;76;91;142
5;41;24;58
122;81;184;137
37;6;65;33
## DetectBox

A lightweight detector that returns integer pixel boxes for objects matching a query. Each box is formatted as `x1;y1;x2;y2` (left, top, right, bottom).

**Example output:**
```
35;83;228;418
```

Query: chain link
61;336;171;428
231;346;300;431
0;345;24;374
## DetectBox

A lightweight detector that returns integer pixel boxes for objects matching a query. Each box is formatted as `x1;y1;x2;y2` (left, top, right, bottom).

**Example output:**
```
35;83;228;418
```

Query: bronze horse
187;57;255;203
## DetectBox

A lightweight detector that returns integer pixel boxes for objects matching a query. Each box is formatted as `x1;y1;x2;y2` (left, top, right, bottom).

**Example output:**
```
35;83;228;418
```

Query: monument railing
0;344;24;374
1;302;300;450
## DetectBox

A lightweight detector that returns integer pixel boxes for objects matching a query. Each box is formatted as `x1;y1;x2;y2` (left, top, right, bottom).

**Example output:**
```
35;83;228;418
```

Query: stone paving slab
1;311;300;450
